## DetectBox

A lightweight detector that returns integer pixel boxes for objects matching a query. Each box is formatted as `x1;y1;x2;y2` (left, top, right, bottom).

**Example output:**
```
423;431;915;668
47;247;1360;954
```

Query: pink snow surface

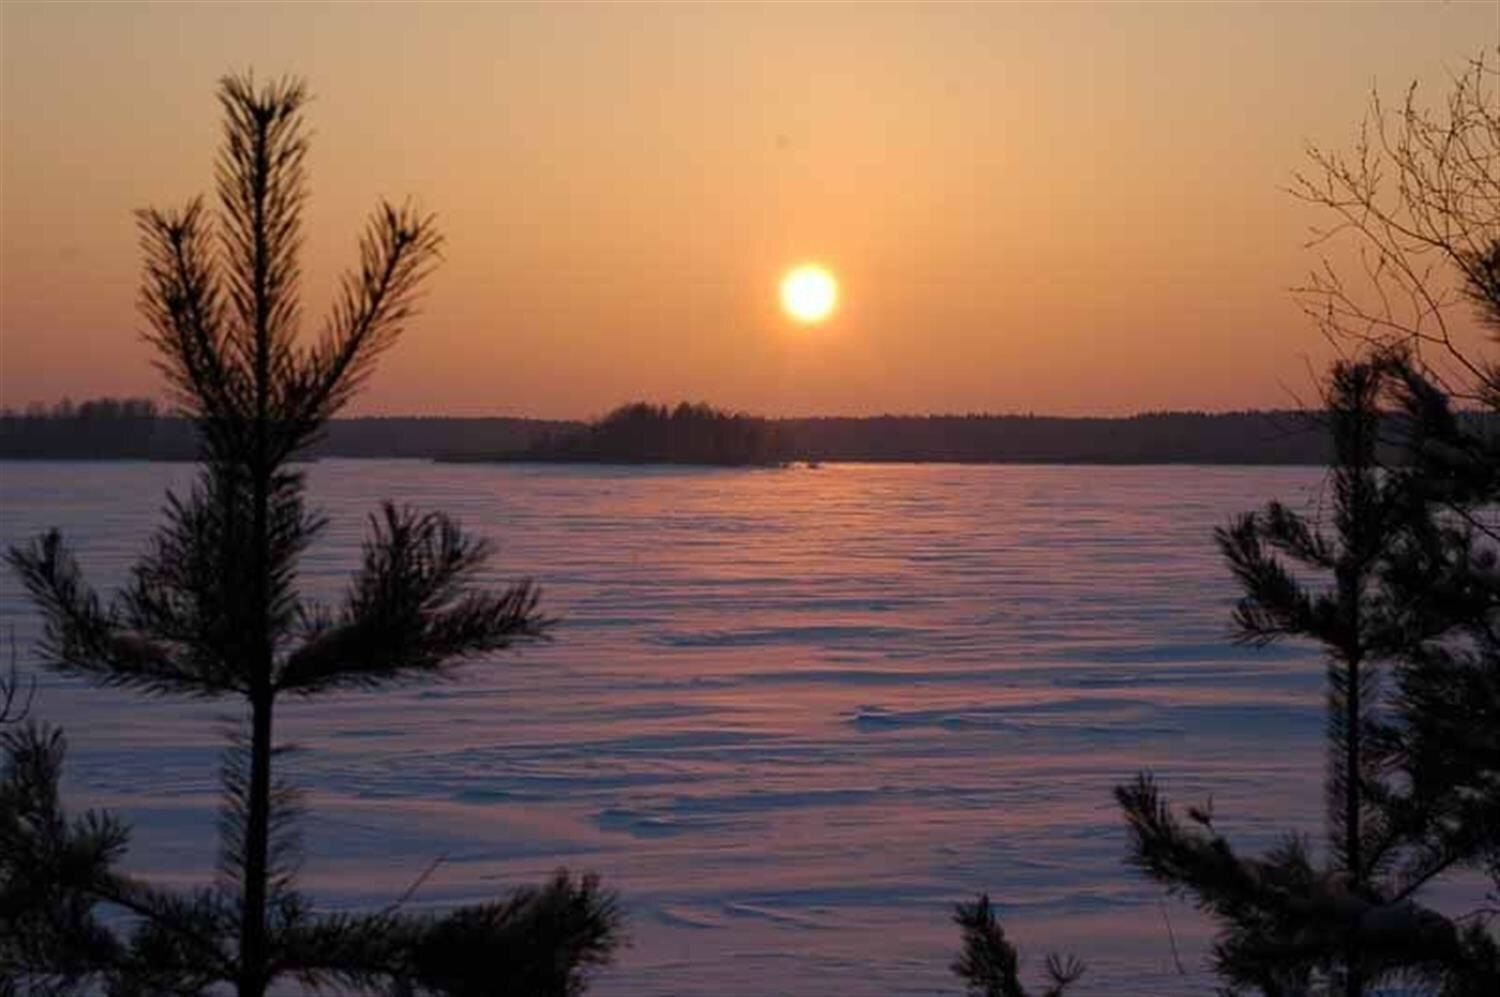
2;460;1353;993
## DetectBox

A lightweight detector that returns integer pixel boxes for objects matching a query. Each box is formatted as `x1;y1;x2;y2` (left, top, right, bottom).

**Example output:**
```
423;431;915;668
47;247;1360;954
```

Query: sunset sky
2;2;1496;418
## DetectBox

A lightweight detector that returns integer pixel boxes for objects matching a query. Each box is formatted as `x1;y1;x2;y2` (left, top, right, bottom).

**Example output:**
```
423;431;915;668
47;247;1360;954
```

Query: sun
779;264;839;324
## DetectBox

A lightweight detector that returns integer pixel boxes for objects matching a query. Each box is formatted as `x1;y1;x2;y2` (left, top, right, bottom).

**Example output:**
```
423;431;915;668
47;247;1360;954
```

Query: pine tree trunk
1338;380;1370;997
240;109;275;997
1344;646;1362;997
240;689;273;997
238;433;274;996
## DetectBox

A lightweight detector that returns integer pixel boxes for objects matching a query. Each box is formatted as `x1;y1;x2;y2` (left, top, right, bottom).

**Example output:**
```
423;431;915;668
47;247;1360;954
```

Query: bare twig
1158;898;1187;976
379;852;448;915
1;629;36;725
1291;55;1499;401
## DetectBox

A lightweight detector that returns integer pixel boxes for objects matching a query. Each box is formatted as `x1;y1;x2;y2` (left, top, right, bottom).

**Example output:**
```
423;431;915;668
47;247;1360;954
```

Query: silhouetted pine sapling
1116;358;1499;994
1287;53;1500;955
1375;352;1500;924
955;59;1500;994
950;355;1498;995
2;74;622;996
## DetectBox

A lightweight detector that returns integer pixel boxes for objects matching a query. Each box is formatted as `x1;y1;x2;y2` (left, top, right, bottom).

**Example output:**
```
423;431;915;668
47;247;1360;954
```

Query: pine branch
1258;501;1339;570
1216;514;1328;646
1;723;237;992
951;895;1082;997
952;895;1025;997
279;201;442;459
404;871;622;997
135;198;248;448
97;879;238;992
276;503;550;694
268;871;622;996
1;724;128;988
1116;774;1332;990
5;532;223;697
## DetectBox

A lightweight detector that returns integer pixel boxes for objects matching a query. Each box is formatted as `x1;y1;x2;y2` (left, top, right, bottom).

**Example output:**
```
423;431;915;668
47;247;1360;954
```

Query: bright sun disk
780;264;839;324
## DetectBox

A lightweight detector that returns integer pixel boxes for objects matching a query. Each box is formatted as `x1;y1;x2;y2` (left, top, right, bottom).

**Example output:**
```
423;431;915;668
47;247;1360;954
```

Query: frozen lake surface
1;460;1338;994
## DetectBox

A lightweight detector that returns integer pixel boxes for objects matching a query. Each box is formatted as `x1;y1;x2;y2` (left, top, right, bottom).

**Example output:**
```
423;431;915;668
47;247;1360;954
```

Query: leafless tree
1292;53;1500;404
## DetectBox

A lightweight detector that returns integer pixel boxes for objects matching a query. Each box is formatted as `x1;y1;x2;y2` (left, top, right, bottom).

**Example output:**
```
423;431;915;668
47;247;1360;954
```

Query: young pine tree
2;74;621;996
955;58;1500;997
1109;53;1500;994
1375;349;1500;929
1289;53;1500;981
1115;357;1498;994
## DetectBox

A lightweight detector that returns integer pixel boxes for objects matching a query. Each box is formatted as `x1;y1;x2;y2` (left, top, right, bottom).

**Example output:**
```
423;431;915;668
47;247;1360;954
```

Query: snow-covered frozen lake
1;460;1335;994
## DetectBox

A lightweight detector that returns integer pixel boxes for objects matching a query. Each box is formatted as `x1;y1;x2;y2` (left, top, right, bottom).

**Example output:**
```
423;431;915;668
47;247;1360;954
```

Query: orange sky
2;2;1497;418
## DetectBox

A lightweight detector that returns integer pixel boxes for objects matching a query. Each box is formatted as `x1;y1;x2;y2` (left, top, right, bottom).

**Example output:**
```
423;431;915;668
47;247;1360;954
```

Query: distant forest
0;398;569;461
513;402;786;466
4;394;1467;465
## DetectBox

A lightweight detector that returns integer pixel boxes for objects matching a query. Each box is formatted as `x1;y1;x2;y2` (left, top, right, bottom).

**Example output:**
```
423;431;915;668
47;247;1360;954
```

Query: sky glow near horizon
1;2;1497;418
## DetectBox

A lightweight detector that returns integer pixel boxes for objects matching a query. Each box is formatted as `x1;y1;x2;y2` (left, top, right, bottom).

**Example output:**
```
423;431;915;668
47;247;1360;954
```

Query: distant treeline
515;402;784;466
0;398;567;461
783;411;1337;464
0;398;171;459
8;395;1490;465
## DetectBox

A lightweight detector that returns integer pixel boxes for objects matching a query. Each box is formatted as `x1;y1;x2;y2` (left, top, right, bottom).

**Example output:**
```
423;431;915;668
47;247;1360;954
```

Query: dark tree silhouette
528;400;787;465
1287;48;1500;974
953;363;1499;996
1118;357;1498;994
956;56;1499;995
3;74;621;996
1291;56;1499;408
